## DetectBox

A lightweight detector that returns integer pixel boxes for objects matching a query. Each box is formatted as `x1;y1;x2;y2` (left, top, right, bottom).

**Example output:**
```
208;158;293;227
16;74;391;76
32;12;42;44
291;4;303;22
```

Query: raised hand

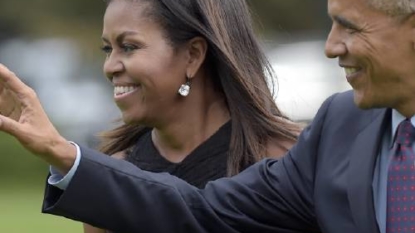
0;73;21;122
0;64;76;174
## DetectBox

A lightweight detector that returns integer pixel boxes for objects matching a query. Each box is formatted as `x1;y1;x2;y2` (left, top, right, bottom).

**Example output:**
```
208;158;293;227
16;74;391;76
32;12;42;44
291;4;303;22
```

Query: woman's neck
151;100;230;163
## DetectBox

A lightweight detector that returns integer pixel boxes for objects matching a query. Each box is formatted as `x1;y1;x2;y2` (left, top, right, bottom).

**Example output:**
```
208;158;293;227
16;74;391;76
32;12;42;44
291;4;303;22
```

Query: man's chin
353;93;373;110
353;96;386;111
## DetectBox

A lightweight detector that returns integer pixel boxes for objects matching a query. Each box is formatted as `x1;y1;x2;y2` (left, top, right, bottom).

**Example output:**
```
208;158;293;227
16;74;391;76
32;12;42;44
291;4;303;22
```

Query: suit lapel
347;108;390;233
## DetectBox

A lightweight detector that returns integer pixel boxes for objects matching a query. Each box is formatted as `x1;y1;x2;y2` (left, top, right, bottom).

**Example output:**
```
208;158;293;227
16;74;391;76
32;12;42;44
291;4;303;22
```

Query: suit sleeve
42;95;337;233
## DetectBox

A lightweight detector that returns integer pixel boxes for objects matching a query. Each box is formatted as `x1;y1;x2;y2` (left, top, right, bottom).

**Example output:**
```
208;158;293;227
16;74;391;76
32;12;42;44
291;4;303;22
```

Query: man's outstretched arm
42;94;335;233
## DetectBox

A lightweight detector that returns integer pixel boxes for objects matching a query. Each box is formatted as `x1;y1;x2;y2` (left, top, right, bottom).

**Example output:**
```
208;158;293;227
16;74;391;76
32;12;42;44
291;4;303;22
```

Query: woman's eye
121;44;137;53
100;45;112;55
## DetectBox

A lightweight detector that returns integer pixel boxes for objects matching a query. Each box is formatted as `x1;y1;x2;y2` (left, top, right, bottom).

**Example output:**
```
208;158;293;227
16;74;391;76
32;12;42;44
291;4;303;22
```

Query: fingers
0;64;33;99
0;64;38;111
0;82;4;95
0;114;20;137
0;69;22;121
8;107;21;122
0;89;17;113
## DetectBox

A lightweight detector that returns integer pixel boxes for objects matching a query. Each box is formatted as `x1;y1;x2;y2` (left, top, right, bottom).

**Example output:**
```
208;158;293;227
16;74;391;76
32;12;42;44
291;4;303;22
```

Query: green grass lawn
0;184;81;233
0;133;81;232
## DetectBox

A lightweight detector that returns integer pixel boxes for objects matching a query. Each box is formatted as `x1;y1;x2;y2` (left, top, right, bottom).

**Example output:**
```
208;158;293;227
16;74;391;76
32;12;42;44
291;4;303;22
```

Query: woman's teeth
114;86;138;96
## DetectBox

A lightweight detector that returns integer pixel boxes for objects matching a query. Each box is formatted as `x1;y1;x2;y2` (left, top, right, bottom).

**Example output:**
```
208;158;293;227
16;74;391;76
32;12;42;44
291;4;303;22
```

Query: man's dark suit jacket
42;91;389;233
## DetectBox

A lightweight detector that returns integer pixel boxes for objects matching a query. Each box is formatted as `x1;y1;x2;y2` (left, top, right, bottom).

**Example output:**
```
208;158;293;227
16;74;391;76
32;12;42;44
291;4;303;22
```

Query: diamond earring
178;77;191;97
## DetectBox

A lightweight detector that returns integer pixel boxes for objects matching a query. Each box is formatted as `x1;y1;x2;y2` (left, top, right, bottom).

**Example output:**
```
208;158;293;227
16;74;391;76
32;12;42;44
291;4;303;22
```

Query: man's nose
325;25;347;59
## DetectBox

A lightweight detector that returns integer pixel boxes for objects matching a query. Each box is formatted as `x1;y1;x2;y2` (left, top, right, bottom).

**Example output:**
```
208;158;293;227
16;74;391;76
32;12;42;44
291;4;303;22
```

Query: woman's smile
113;85;139;100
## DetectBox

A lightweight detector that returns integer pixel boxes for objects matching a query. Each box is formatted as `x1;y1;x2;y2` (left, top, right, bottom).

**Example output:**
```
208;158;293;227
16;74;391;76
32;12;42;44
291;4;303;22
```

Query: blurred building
0;38;352;144
0;38;120;146
269;40;351;122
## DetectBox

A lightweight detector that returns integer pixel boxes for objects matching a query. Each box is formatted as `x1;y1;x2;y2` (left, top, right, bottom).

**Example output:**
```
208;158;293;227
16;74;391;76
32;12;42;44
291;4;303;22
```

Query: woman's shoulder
111;129;152;160
266;116;305;158
110;150;129;159
266;136;296;159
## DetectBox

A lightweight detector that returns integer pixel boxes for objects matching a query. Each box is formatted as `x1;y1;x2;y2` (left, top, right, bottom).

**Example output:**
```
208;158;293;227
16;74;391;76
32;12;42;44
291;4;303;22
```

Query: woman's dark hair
100;0;301;176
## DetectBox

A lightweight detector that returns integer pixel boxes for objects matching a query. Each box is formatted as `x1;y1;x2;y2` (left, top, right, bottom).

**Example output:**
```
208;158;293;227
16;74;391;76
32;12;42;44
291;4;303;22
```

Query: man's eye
345;28;358;34
341;23;360;34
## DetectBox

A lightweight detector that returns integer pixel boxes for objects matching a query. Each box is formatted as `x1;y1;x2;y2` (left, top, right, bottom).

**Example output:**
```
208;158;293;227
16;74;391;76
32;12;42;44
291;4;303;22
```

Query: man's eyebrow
333;15;359;29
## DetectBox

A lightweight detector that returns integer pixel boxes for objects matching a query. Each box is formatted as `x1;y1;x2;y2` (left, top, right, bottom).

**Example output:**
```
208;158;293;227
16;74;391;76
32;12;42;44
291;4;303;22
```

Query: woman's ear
185;37;208;79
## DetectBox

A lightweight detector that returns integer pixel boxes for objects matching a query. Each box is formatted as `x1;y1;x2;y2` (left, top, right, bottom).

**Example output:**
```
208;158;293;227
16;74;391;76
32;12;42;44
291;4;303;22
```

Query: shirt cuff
47;141;81;190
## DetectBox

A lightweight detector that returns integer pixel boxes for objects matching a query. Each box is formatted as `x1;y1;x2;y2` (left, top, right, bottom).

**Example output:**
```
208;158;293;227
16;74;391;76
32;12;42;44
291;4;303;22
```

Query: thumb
0;115;21;137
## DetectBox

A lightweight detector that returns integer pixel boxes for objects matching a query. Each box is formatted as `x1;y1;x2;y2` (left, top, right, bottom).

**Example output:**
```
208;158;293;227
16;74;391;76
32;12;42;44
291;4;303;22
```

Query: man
0;0;414;232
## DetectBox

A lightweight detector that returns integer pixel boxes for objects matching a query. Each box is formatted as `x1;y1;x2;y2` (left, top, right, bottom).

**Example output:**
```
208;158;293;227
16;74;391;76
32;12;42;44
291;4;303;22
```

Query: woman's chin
121;114;139;125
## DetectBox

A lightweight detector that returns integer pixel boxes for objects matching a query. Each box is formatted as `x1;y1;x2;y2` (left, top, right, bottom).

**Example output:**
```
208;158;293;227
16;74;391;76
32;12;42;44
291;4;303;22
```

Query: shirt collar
390;109;415;147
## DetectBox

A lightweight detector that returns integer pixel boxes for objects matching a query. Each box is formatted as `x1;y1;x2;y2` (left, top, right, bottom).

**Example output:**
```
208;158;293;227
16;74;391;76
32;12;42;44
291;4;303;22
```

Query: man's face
325;0;415;116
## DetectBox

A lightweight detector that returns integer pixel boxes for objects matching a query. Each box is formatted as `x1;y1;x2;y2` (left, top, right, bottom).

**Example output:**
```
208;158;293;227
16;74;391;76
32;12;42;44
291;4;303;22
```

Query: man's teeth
344;67;359;75
114;86;138;96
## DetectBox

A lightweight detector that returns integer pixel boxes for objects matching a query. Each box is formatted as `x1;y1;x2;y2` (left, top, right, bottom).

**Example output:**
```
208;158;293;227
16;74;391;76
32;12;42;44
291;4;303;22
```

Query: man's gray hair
367;0;415;16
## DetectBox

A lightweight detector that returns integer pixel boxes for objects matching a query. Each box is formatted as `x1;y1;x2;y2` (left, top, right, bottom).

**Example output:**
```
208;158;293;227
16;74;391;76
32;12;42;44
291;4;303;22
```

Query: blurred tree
0;0;104;50
0;19;21;42
247;0;331;40
0;0;331;41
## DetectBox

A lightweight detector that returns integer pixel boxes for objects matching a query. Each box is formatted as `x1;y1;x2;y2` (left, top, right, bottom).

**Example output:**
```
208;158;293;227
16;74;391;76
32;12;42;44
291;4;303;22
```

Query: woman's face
102;0;190;126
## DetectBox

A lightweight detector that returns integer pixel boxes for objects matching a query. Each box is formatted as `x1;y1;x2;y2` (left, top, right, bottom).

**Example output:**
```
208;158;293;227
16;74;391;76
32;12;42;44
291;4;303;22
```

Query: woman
84;0;299;233
81;0;300;232
0;0;301;232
